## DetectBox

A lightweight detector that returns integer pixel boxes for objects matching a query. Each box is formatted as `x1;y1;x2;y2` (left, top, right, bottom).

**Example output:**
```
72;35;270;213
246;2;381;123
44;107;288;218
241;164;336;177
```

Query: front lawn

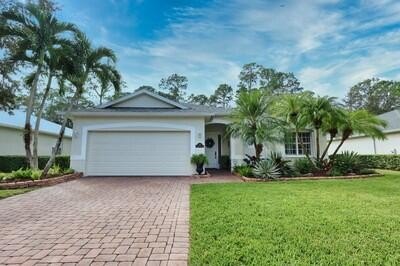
190;171;400;265
0;188;33;199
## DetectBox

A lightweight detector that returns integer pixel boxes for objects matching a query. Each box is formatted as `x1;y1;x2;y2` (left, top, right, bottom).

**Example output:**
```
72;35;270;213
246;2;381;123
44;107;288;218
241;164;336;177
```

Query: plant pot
196;163;204;175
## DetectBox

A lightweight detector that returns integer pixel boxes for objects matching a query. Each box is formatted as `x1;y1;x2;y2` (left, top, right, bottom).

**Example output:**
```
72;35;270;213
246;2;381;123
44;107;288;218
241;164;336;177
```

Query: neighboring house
329;109;400;155
70;88;322;176
0;110;72;156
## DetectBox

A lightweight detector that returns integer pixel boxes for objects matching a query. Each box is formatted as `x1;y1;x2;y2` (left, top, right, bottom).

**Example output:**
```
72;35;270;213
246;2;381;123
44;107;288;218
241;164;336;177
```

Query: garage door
86;131;191;176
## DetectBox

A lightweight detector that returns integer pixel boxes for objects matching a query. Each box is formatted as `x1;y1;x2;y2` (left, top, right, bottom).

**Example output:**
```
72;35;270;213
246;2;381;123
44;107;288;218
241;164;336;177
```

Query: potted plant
191;154;208;175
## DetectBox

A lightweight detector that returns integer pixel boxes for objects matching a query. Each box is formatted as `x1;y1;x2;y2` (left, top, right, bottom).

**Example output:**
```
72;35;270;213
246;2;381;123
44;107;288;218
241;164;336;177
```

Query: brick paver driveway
0;174;240;266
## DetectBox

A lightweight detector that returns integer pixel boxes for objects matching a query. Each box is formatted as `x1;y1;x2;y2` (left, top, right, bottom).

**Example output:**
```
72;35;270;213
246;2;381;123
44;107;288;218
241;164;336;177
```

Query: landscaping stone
0;172;82;189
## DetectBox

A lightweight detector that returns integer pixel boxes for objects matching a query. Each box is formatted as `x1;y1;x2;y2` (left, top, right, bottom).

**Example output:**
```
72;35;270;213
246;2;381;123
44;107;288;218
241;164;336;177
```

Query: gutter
70;111;215;118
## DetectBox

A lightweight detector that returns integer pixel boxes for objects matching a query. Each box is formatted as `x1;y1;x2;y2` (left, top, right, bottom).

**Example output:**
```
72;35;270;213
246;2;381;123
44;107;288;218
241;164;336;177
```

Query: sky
55;0;400;98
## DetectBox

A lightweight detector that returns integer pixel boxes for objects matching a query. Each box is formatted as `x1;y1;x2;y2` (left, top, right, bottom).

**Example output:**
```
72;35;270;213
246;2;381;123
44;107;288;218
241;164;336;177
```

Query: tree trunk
24;51;45;168
320;135;333;161
254;143;263;159
32;74;53;169
316;128;320;160
41;89;80;178
296;131;314;166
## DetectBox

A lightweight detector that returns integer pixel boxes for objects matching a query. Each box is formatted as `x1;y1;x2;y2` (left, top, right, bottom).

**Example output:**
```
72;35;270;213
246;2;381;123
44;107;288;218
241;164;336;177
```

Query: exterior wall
204;124;229;156
0;126;71;156
230;131;325;167
329;132;400;155
70;116;205;174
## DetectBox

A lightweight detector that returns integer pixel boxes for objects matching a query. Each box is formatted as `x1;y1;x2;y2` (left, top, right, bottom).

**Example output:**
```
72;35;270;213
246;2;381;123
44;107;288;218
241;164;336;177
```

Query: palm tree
41;31;121;177
301;96;336;160
330;110;387;159
228;90;282;159
320;107;346;161
0;2;77;167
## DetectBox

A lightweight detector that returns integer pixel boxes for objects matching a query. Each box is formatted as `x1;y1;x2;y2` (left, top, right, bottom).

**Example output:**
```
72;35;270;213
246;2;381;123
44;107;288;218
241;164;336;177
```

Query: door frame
205;132;221;169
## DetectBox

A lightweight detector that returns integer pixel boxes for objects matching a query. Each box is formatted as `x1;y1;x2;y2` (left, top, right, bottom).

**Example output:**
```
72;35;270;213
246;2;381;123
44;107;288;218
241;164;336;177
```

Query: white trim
70;111;211;118
0;123;73;138
97;89;188;109
71;122;196;160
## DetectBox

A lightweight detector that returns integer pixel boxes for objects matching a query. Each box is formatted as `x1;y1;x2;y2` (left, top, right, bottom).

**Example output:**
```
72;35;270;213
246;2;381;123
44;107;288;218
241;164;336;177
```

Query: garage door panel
86;131;191;176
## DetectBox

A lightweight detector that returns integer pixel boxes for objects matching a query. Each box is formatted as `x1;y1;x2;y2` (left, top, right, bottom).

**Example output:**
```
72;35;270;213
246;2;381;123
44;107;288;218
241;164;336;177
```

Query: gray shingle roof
378;109;400;132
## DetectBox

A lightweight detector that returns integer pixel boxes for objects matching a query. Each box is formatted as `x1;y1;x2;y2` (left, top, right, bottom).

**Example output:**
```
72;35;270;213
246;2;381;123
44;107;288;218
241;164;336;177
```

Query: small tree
228;90;282;159
159;73;187;102
210;84;233;108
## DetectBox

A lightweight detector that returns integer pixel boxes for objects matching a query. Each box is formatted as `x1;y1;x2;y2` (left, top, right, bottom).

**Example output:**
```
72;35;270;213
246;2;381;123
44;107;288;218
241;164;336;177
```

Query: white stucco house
0;110;72;156
329;108;400;155
70;88;321;176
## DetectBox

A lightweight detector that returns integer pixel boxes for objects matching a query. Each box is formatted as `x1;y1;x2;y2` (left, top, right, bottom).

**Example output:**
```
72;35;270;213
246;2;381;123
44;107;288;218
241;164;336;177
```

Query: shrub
0;156;70;172
191;154;208;165
331;151;364;175
253;160;281;179
358;155;400;170
359;169;377;175
10;168;43;180
269;152;294;177
293;158;315;174
48;164;62;176
219;155;230;170
243;154;259;167
233;164;253;177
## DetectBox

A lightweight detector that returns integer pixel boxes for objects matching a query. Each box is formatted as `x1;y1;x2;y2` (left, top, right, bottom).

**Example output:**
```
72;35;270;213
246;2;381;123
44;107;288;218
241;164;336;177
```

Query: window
284;132;312;155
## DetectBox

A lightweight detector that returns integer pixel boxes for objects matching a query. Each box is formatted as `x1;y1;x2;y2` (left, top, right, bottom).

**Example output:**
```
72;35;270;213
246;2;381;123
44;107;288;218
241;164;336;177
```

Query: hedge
0;156;70;172
358;155;400;171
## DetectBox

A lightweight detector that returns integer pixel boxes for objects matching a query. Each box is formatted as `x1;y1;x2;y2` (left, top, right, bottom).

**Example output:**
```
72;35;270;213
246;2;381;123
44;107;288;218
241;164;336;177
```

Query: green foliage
253;160;281;179
358;155;400;171
0;156;70;172
209;84;233;108
330;151;365;176
48;164;62;176
228;90;282;159
188;94;209;105
269;152;294;177
190;154;208;165
219;155;230;170
344;78;400;114
159;73;188;102
10;168;41;180
233;165;253;177
237;63;302;95
293;158;315;174
0;188;32;199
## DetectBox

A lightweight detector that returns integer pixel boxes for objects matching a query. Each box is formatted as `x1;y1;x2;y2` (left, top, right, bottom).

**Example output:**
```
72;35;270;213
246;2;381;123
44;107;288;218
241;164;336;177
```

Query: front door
205;132;219;168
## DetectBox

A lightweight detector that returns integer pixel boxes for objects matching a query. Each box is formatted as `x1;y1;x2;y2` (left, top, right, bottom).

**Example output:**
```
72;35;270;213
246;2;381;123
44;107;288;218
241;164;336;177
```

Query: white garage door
86;131;191;176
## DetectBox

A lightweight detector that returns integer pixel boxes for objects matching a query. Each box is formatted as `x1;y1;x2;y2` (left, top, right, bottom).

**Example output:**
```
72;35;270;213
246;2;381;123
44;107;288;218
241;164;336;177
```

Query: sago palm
42;31;121;177
228;90;282;159
0;2;77;167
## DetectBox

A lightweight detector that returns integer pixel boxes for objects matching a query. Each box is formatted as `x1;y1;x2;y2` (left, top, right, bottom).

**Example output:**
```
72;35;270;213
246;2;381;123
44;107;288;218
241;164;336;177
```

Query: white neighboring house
328;109;400;155
70;88;322;176
0;110;72;156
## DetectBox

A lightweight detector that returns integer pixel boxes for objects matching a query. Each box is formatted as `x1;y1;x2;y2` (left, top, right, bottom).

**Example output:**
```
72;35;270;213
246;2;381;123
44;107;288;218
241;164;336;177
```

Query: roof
71;89;230;117
0;110;73;137
378;109;400;132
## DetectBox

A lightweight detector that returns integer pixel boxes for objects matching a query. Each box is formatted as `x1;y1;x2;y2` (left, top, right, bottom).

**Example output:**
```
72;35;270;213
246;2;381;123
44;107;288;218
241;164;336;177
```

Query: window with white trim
284;132;312;155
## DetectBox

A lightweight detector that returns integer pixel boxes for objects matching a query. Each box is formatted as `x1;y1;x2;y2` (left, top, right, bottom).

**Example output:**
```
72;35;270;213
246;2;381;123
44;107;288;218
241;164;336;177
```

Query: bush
357;155;400;170
9;168;42;181
233;164;253;177
191;154;208;165
253;160;281;179
293;158;315;174
331;151;365;175
219;155;230;170
269;152;294;177
0;156;70;172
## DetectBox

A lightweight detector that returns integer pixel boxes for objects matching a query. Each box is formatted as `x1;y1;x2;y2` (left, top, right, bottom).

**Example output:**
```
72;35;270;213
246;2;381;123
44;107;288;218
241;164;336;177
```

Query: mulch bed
241;173;383;182
0;172;83;189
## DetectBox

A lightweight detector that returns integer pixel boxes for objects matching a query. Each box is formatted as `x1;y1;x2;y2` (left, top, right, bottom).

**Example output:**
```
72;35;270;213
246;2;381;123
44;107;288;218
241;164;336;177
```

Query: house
329;109;400;155
70;88;321;176
0;110;72;156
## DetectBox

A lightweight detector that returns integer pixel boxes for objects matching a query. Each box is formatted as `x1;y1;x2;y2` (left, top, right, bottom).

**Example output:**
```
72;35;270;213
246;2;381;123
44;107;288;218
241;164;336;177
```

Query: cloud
59;0;400;98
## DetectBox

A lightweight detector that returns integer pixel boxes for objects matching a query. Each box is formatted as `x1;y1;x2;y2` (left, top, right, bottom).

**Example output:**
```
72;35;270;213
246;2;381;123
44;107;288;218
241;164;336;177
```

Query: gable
112;94;176;108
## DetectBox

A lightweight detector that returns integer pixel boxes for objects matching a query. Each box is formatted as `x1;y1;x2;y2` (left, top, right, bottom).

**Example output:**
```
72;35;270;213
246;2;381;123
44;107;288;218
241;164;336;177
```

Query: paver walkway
0;174;240;266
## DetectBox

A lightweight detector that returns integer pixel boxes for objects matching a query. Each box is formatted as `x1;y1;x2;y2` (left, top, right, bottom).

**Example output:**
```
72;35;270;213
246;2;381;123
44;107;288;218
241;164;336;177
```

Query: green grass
190;171;400;265
0;188;33;199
